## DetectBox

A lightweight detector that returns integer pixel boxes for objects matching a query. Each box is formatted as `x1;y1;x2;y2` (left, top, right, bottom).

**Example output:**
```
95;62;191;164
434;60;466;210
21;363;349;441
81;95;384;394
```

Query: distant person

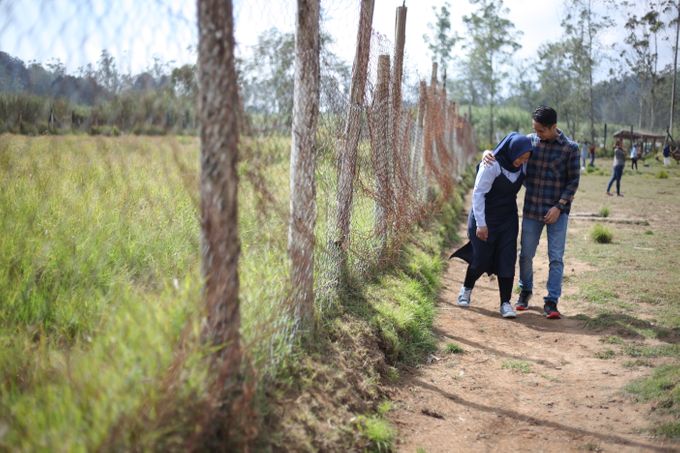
663;140;671;167
452;132;532;319
606;140;626;196
481;106;580;320
589;142;596;166
580;141;589;171
630;142;639;170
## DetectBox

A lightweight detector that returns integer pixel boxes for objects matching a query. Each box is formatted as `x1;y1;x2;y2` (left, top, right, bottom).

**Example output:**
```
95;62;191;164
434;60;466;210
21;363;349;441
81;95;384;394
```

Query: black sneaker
543;301;561;319
515;291;532;311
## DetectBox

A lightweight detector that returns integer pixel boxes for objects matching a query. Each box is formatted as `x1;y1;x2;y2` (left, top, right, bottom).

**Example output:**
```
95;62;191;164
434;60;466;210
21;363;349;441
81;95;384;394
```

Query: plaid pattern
523;130;580;220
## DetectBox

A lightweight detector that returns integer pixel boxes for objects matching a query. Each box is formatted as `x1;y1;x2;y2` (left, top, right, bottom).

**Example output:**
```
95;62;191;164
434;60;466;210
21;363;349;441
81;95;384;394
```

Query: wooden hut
612;128;665;156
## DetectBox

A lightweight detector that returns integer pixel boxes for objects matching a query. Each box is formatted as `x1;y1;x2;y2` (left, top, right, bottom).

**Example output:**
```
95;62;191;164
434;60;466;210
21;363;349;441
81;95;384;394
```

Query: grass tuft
591;224;613;244
656;170;669;179
501;360;532;374
444;343;464;354
595;349;616;359
356;415;396;452
599;335;624;344
598;206;610;217
626;364;680;437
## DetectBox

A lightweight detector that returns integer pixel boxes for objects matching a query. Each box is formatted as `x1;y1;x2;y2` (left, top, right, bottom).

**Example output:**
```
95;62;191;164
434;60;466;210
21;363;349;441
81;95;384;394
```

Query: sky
0;0;676;83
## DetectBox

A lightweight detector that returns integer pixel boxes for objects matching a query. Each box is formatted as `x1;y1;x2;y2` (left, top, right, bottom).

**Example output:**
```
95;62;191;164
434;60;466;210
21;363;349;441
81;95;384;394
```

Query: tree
463;0;521;145
663;0;680;134
507;60;539;114
239;28;348;131
561;0;612;142
620;1;665;130
96;49;119;94
171;64;197;98
535;40;580;137
423;2;460;80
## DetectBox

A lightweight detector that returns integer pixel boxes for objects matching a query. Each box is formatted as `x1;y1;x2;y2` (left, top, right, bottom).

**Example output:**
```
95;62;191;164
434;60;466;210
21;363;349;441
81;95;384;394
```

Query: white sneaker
457;286;472;307
500;302;516;318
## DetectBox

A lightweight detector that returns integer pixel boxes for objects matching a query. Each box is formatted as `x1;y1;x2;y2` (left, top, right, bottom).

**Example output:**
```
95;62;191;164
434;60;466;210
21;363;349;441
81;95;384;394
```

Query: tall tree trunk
288;0;320;333
587;0;596;143
489;57;495;146
197;0;241;372
650;83;656;130
639;91;644;129
670;1;680;134
335;0;374;257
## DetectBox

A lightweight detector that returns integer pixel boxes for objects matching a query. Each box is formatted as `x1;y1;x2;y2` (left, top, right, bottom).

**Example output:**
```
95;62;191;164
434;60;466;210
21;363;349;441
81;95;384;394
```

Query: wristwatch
556;201;567;212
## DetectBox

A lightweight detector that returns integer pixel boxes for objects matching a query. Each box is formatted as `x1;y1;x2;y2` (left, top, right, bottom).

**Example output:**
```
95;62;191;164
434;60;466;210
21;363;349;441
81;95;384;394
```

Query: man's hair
532;106;557;126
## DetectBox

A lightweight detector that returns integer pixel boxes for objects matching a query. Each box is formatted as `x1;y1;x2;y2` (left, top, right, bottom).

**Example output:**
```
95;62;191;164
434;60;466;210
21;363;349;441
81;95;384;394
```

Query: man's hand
544;207;561;224
476;226;489;241
481;150;495;166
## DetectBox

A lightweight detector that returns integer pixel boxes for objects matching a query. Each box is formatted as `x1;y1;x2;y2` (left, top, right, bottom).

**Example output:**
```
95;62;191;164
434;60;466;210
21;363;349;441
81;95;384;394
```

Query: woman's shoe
500;302;517;318
457;286;472;307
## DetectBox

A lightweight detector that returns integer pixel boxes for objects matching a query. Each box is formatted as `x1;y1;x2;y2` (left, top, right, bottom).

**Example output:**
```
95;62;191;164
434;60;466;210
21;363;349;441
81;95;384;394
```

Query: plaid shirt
523;130;580;220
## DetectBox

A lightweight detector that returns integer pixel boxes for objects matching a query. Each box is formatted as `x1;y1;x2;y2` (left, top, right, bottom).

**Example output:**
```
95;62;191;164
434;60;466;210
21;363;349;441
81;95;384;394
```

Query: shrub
444;343;464;354
598;206;610;218
657;170;669;179
356;415;395;452
591;223;613;243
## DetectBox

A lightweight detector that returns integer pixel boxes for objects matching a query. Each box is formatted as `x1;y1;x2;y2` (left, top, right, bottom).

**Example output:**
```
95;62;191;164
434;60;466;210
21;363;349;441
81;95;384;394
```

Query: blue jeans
518;214;569;303
606;165;624;194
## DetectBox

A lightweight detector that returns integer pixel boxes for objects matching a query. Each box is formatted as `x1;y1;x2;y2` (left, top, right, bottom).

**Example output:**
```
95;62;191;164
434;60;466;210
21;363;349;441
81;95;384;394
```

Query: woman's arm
472;161;500;240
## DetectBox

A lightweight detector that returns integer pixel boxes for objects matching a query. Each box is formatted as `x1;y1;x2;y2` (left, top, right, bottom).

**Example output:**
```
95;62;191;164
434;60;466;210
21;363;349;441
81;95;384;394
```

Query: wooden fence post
391;4;407;219
288;0;320;333
412;80;428;204
372;54;392;257
197;0;241;378
335;0;374;260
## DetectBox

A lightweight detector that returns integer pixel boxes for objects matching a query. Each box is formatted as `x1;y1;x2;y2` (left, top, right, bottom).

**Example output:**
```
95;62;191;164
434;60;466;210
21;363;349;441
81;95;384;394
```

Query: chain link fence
0;0;478;449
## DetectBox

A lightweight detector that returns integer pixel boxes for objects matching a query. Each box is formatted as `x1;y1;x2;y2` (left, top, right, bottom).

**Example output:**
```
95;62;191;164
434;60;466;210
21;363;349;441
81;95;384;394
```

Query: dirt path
388;195;677;452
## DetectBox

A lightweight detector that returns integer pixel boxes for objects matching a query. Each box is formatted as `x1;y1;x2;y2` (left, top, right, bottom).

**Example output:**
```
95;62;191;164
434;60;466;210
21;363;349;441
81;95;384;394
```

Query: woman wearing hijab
451;132;532;318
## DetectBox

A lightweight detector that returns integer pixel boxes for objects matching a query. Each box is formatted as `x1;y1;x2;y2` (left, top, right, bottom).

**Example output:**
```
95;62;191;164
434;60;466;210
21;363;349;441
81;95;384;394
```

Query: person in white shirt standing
630;142;639;171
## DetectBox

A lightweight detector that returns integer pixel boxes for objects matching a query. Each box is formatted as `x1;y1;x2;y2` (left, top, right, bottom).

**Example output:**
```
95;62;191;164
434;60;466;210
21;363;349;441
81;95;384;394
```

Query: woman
606;140;625;196
451;132;532;319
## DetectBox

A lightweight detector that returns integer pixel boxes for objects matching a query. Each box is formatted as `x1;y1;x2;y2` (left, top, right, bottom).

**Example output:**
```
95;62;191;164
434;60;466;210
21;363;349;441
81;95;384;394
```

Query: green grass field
0;133;465;450
562;155;680;436
0;135;206;450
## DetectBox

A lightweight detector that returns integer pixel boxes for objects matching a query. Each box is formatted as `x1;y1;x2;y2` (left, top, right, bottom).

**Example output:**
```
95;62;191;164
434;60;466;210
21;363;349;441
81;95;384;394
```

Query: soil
388;194;678;453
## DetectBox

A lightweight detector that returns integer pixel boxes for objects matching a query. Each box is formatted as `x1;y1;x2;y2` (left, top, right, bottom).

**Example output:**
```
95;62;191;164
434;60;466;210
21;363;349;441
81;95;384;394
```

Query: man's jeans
518;214;569;303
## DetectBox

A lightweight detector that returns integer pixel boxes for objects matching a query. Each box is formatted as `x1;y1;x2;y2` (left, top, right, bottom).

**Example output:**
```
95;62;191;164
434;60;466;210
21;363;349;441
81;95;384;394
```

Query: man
588;142;596;166
630;142;639;171
663;140;671;167
484;106;580;319
580;140;588;170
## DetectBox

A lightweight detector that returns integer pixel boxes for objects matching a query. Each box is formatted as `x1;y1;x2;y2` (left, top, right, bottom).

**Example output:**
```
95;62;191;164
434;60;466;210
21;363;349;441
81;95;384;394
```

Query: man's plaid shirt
523;130;580;220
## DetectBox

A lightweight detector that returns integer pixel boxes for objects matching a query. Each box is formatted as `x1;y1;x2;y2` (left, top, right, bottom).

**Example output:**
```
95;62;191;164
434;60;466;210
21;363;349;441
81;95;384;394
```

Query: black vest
469;168;525;233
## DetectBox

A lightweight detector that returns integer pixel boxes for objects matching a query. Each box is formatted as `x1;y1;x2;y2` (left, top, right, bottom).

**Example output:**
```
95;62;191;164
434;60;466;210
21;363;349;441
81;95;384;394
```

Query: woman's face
513;151;531;167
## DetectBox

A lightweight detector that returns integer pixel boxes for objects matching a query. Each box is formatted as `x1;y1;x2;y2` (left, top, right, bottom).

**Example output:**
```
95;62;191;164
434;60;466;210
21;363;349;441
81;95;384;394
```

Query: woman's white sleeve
472;162;499;228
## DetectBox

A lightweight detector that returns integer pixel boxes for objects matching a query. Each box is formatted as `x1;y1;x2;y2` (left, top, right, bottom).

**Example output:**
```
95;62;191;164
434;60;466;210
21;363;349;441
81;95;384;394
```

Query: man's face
532;120;558;141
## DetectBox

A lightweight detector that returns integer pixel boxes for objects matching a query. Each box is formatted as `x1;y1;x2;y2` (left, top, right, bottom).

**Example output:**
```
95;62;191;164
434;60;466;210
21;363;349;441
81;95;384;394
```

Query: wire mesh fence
0;0;478;448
